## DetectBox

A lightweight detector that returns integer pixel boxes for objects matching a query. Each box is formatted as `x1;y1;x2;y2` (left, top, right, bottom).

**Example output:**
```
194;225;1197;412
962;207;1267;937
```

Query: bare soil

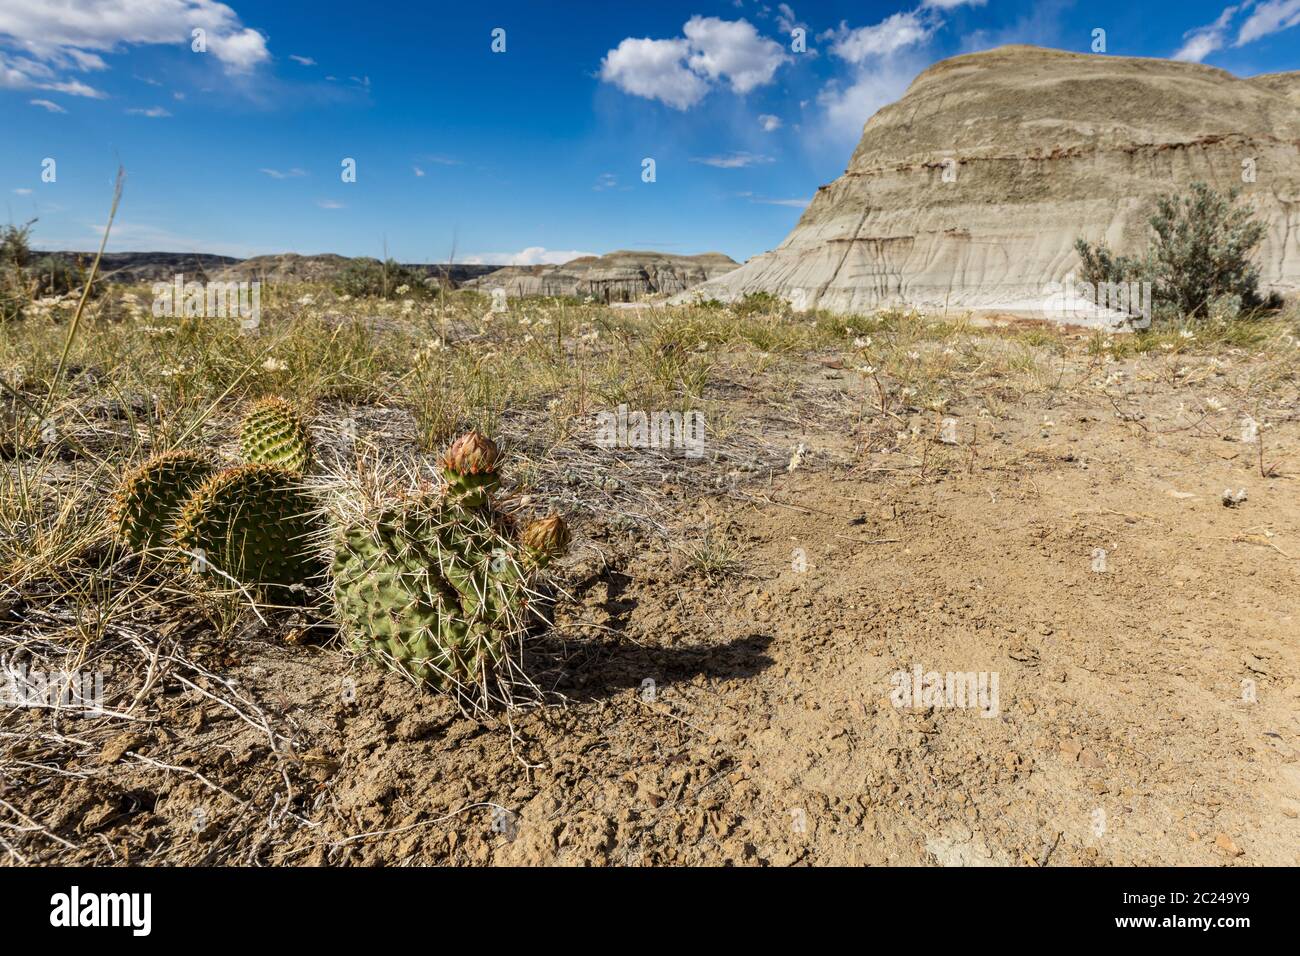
5;329;1298;866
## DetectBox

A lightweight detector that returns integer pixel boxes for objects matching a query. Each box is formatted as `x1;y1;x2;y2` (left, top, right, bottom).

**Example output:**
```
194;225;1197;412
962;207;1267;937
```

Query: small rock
1214;832;1244;857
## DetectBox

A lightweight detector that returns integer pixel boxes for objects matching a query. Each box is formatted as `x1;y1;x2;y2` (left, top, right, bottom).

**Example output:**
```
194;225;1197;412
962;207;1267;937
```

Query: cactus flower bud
440;431;501;508
442;430;501;476
521;514;570;566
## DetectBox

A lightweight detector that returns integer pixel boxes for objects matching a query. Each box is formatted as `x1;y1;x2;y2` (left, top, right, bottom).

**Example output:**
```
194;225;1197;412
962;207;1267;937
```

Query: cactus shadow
527;631;776;703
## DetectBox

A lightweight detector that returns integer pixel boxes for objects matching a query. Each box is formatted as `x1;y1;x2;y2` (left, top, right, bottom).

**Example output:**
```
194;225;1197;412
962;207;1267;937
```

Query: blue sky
2;0;1299;264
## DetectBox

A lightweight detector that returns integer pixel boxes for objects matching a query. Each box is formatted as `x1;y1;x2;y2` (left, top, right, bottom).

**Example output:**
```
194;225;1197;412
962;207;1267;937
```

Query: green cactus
240;397;312;473
113;450;216;552
331;498;526;691
333;435;566;695
174;464;324;590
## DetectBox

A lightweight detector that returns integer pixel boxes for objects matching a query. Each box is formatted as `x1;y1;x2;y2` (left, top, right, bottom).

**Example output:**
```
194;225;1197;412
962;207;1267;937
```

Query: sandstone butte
678;45;1300;323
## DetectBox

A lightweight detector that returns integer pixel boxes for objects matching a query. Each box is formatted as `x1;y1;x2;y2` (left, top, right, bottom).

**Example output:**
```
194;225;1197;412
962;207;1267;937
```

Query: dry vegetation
1;277;1297;865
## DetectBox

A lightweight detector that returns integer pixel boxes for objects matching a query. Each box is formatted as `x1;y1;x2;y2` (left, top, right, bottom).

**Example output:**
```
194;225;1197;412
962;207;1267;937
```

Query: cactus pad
332;496;532;695
240;397;312;473
175;464;324;590
113;450;216;552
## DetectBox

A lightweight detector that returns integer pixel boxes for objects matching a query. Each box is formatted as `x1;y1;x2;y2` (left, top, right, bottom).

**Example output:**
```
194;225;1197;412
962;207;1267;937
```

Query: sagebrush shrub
1075;182;1272;321
334;257;431;299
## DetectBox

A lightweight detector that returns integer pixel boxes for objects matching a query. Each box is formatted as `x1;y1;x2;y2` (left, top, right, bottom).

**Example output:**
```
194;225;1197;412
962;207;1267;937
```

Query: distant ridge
31;250;501;287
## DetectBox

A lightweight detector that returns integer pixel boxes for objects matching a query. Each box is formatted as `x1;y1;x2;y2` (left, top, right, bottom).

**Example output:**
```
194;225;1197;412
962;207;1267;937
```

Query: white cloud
738;191;809;207
683;15;789;93
1236;0;1300;45
316;199;345;209
593;172;618;190
412;165;425;177
29;97;65;112
463;247;597;266
600;37;707;110
126;106;171;117
1174;4;1241;62
822;11;934;63
289;54;316;66
921;0;988;9
207;26;270;72
0;51;106;96
599;16;789;109
260;167;307;179
0;0;270;87
13;187;32;195
758;113;782;131
817;57;920;142
691;151;774;168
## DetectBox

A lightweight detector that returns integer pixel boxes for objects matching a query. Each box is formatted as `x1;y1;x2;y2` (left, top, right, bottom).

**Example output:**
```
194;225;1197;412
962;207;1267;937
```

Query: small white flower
853;336;872;348
394;284;410;296
262;357;288;372
297;295;314;305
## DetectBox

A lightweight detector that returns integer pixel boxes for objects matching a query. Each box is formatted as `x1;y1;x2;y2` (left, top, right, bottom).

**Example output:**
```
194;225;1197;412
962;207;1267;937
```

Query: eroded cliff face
465;251;738;301
680;46;1300;319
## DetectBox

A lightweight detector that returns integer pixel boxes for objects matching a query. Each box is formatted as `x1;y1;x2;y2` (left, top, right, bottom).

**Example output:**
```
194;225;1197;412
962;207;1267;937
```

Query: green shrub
1147;183;1271;318
1075;182;1274;321
1072;238;1147;288
733;291;788;318
334;257;431;299
28;255;85;298
0;222;33;270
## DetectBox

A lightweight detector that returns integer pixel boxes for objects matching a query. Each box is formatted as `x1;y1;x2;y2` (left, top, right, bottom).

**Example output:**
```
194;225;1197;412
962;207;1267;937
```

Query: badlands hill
464;250;738;301
682;46;1300;316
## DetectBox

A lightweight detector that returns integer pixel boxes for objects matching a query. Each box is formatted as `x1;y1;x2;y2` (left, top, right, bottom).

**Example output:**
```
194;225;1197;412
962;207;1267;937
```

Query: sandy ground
5;331;1298;866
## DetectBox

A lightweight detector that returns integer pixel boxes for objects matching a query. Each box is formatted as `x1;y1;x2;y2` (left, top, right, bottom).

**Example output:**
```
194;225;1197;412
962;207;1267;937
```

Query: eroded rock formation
465;250;738;301
679;46;1300;319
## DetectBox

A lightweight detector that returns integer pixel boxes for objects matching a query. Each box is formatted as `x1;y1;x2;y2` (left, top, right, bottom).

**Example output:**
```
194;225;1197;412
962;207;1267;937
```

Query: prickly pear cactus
333;432;571;702
332;498;523;693
240;397;312;473
113;450;216;552
174;464;323;590
439;430;500;509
